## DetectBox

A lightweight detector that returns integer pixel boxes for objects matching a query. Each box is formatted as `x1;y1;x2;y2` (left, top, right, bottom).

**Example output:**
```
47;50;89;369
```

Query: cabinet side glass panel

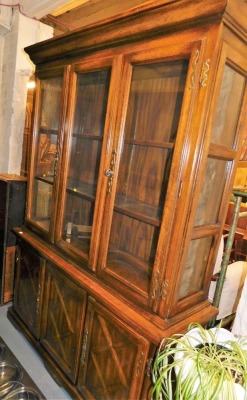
177;159;228;300
179;236;213;299
210;65;245;147
62;70;110;256
31;76;63;232
177;66;246;302
106;60;188;297
194;158;228;226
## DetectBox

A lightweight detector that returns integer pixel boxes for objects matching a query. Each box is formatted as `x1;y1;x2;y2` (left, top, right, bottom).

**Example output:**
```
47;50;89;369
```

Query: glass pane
61;70;110;256
178;236;213;299
194;158;228;226
32;180;53;231
106;60;188;298
31;76;63;231
211;65;245;147
116;146;173;219
125;62;188;142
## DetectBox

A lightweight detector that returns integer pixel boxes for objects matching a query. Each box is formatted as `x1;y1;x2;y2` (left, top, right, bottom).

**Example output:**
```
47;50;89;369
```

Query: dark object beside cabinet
0;174;26;304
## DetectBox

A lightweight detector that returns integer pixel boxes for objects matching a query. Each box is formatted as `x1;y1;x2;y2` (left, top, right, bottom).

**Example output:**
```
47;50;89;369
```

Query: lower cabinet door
13;239;44;339
40;263;87;383
78;297;149;400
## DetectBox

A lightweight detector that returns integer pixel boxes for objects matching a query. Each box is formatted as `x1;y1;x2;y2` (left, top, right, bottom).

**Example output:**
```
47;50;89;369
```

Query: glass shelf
39;127;59;135
35;175;54;184
124;138;174;149
114;195;162;226
71;133;103;141
66;179;96;202
61;233;91;254
106;249;152;295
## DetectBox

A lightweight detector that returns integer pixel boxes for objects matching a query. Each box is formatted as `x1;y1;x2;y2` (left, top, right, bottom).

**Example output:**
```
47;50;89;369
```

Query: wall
0;7;53;174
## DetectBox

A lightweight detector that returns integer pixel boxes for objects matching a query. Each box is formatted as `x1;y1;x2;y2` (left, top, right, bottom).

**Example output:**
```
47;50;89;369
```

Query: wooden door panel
27;68;67;241
78;298;149;400
13;240;44;339
41;264;87;383
98;40;205;309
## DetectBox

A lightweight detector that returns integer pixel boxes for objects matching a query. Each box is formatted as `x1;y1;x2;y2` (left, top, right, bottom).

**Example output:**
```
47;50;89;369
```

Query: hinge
145;358;153;377
151;270;160;300
36;284;41;316
160;279;168;299
152;271;168;302
189;49;200;91
136;352;144;377
81;330;88;364
200;58;211;87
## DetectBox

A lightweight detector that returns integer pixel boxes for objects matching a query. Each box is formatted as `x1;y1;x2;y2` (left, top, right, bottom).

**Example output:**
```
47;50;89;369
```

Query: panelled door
40;263;87;383
97;40;207;310
77;297;149;400
55;57;123;267
26;67;69;242
13;240;45;339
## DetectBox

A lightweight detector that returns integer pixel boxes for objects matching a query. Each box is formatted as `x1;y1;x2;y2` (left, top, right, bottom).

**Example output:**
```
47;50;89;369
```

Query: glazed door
168;43;247;316
77;297;149;400
56;57;122;266
13;240;45;339
27;68;69;241
40;264;87;383
97;41;205;308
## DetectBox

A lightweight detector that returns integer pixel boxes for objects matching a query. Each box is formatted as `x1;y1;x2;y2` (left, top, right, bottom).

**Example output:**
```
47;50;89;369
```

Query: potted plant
152;323;247;400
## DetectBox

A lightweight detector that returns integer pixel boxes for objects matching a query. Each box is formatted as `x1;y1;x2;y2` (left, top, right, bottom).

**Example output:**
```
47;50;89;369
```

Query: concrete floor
0;303;72;400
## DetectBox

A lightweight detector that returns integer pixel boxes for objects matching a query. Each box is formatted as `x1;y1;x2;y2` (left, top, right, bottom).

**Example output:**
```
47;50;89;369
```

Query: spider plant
152;323;247;400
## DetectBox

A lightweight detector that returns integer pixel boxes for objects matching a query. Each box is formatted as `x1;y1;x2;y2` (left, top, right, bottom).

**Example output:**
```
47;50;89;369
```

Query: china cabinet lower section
8;229;217;400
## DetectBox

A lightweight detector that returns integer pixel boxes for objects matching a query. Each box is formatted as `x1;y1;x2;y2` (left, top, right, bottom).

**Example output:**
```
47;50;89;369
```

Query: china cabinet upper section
24;0;247;319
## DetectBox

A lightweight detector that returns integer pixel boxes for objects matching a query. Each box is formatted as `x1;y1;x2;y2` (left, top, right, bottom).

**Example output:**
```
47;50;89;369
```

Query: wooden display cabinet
8;0;247;399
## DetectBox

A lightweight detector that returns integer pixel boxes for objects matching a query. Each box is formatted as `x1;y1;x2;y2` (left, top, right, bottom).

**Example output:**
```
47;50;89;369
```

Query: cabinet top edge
0;174;27;182
25;0;233;65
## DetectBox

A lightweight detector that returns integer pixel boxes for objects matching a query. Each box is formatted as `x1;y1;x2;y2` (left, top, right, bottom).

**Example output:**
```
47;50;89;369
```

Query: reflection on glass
31;76;63;231
36;133;57;178
62;69;111;255
211;65;245;147
116;146;173;221
194;158;228;226
32;180;53;231
106;60;189;298
179;236;213;299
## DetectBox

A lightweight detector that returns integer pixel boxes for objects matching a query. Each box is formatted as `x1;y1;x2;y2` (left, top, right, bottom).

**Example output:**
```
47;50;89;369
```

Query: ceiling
51;0;91;16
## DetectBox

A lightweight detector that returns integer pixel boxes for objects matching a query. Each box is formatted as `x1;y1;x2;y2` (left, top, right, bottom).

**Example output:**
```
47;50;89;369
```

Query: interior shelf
35;175;54;184
66;179;96;202
71;133;103;140
39;127;59;135
114;195;162;226
124;138;174;149
106;249;152;295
